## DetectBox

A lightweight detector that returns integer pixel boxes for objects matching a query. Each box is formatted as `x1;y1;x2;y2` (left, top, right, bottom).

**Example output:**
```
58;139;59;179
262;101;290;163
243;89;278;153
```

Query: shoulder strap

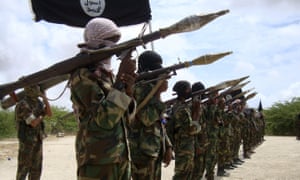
136;79;165;114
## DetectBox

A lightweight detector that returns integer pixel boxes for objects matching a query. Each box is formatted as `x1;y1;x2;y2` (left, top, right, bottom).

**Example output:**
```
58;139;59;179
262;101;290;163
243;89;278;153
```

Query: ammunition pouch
139;122;161;157
130;119;162;158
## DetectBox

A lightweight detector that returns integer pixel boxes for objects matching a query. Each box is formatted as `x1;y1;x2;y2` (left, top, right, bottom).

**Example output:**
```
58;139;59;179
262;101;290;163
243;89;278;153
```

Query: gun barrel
1;75;69;109
137;51;232;82
160;10;229;37
0;10;229;100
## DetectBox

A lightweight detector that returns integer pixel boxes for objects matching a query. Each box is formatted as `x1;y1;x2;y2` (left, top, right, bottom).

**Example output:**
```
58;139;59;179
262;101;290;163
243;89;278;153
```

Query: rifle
136;51;232;84
1;51;232;109
164;75;249;107
201;79;251;105
214;80;251;100
1;75;69;109
245;92;257;101
225;88;255;105
0;10;229;100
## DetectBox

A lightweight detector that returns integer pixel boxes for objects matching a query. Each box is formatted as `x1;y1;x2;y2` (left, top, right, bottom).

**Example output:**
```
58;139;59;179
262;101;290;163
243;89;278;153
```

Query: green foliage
0;109;17;138
0;105;78;139
43;106;78;135
264;97;300;136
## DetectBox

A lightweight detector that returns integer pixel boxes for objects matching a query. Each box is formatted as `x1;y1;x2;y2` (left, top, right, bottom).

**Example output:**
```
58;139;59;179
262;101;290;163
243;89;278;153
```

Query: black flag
258;99;263;112
30;0;151;27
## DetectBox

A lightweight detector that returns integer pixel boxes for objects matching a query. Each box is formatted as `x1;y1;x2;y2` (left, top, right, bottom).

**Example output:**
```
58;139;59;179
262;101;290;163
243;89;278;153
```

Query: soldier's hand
163;147;173;167
117;56;136;78
122;73;136;97
115;57;137;96
156;80;168;96
192;100;201;120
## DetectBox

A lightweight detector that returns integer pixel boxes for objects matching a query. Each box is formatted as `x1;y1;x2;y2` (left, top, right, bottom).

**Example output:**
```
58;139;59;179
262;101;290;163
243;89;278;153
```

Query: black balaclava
138;50;163;73
173;80;191;99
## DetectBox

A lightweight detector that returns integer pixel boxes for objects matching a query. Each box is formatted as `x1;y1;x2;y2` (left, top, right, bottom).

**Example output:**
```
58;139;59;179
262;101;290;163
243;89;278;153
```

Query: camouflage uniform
217;108;230;176
192;104;208;180
259;111;266;142
129;83;172;180
231;110;242;163
203;103;220;179
70;67;133;180
224;110;235;166
15;93;45;180
255;111;264;145
296;114;300;140
242;109;253;158
168;101;199;180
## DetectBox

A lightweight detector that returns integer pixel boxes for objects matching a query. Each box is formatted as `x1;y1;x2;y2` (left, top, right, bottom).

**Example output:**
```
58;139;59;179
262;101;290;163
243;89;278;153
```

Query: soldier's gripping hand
156;80;168;97
163;147;173;167
114;56;137;96
192;99;201;121
119;73;136;97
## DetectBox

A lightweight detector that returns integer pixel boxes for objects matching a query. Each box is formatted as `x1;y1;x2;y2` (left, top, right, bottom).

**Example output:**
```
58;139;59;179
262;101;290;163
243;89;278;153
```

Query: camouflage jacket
15;98;44;142
70;68;133;165
231;110;243;134
203;104;220;131
130;83;171;158
168;100;198;156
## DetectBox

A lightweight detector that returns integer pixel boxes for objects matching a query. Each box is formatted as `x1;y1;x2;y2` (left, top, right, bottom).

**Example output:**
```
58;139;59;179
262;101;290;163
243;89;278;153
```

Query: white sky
0;0;300;110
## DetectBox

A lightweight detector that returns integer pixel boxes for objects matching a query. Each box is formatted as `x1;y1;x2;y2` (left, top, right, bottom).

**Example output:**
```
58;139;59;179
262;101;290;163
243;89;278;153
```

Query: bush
0;110;17;138
43;106;78;135
264;97;300;136
0;106;78;139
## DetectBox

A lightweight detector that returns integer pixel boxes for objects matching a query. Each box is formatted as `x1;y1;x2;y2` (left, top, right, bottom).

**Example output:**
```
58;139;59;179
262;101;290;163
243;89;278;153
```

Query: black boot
230;163;238;168
236;158;245;163
224;163;234;170
244;152;251;159
233;158;243;165
217;166;230;177
206;174;214;180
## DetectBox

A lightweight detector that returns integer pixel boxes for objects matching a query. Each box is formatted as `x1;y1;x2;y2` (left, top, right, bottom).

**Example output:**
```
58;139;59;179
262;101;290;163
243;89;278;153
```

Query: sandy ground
0;135;300;180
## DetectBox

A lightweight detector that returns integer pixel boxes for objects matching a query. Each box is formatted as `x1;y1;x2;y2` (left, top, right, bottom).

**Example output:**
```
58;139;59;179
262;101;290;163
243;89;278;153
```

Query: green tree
0;105;78;139
43;106;78;135
264;97;300;135
0;109;16;138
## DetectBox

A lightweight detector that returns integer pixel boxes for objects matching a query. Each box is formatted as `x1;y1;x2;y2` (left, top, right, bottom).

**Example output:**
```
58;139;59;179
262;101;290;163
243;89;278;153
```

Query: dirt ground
0;135;299;180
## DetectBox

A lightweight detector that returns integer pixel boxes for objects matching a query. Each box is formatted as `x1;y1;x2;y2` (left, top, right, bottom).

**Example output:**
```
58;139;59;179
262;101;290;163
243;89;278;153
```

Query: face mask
97;58;112;71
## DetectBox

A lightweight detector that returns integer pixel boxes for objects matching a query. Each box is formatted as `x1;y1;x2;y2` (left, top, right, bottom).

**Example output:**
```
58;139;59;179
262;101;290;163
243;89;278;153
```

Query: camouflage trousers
225;135;234;164
131;154;162;180
192;152;206;180
218;139;228;166
205;138;218;177
173;154;194;180
78;161;130;180
16;140;43;180
242;129;251;154
232;129;241;160
218;129;230;166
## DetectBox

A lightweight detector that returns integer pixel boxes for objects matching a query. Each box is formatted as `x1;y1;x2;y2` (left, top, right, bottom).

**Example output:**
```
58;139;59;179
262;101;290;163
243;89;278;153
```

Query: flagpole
149;20;155;50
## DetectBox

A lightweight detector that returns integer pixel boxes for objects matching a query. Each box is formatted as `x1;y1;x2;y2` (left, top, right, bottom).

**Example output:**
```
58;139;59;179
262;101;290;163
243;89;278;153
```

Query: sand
1;135;299;180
